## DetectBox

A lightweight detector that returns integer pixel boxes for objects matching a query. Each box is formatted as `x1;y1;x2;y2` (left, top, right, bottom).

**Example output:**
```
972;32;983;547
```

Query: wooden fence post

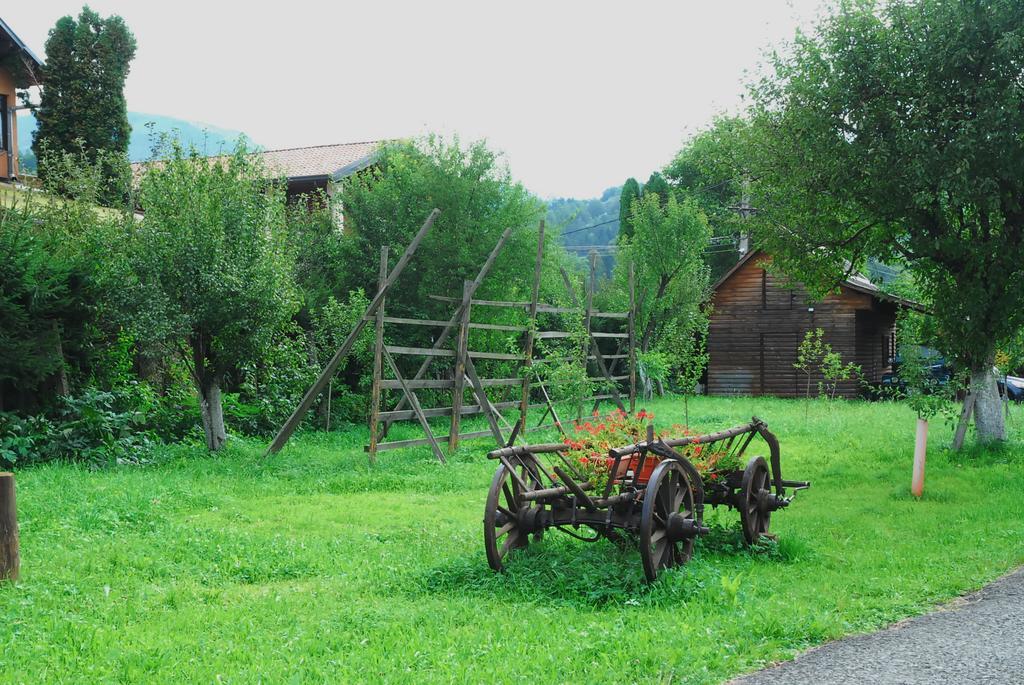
450;280;473;451
367;245;389;464
579;251;596;422
628;261;637;414
519;221;544;435
0;473;18;582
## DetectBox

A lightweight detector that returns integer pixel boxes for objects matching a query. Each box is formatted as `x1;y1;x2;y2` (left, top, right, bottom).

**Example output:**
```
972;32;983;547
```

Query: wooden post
265;208;440;457
449;280;472;451
628;261;637;414
579;251;596;422
519;220;544;435
951;392;976;451
0;473;18;582
367;245;389;464
912;417;927;497
464;357;505;446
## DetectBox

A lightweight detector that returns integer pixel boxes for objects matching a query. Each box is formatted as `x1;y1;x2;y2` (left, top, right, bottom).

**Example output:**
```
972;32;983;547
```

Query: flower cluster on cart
557;409;742;490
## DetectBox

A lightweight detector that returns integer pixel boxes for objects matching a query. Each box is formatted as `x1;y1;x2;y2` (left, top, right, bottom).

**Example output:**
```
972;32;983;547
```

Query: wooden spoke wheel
639;459;700;582
483;460;546;572
739;456;772;545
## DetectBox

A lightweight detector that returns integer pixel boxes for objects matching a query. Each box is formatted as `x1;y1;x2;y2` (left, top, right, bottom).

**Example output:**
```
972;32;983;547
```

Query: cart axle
666;513;710;542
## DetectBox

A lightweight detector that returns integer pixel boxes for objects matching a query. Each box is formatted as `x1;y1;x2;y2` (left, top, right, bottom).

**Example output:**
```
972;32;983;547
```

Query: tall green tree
746;0;1024;443
618;177;642;241
621;193;711;354
125;143;299;450
643;171;671;205
337;136;545;323
32;6;136;202
665;117;751;279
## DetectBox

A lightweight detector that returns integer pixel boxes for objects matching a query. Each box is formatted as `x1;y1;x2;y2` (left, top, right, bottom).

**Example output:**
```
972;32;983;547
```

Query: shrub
0;387;156;467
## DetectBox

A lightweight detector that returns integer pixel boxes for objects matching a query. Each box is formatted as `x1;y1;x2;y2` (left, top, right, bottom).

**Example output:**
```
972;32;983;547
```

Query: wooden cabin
0;17;44;181
707;250;915;399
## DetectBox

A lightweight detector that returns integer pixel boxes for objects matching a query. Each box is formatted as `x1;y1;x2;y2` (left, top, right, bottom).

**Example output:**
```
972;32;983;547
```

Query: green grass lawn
3;396;1023;684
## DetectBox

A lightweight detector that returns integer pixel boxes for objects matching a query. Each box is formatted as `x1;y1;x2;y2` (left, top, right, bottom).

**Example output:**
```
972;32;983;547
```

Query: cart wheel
739;456;772;545
484;460;545;572
640;459;699;582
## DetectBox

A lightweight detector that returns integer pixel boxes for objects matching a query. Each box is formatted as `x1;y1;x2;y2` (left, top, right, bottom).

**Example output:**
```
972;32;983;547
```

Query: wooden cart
483;417;809;581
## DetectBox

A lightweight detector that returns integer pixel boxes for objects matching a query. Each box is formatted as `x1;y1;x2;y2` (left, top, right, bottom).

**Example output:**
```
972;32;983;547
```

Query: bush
0;387;157;467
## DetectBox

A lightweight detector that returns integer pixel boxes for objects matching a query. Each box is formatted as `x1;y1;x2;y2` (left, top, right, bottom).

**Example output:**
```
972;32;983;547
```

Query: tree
32;6;136;202
0;149;125;413
643;172;671;205
665;117;752;280
746;0;1024;443
337;136;545;323
618;177;642;241
621;194;711;354
125;143;299;450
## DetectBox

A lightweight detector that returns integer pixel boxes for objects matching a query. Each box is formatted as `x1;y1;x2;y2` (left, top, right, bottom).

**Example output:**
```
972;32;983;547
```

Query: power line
556;175;749;238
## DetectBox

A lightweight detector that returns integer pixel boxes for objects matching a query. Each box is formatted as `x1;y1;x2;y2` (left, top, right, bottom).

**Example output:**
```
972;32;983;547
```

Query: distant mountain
17;111;251;171
547;185;621;251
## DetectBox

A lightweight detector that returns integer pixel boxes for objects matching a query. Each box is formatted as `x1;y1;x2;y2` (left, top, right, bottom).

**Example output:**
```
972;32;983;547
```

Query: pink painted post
912;418;928;497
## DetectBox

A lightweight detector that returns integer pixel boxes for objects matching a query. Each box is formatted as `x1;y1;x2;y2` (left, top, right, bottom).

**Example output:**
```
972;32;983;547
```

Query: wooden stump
0;473;19;581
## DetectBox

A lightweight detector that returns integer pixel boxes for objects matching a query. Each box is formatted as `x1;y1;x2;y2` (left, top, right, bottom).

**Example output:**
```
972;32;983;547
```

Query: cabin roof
0;17;43;87
131;140;385;184
713;249;925;311
250;140;383;181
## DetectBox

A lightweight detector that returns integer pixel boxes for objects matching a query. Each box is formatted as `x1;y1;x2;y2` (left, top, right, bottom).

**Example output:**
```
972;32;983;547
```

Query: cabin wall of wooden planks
708;253;897;399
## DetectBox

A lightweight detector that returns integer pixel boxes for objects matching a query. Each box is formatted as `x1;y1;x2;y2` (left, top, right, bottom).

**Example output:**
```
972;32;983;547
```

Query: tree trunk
51;321;69;397
970;356;1006;443
198;379;227;451
639;276;671;353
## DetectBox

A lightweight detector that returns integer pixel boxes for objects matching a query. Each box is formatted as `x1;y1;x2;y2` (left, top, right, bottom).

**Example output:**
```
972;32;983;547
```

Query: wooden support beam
427;295;575;314
0;473;18;582
520;220;545;435
465;356;505;447
384;348;446;464
265;208;439;456
951;392;976;451
450;281;472;451
560;266;578;307
538;380;566;436
380;399;523;422
380;226;514;439
370;430;496;453
367;245;389;464
628;261;637;414
360;316;528;333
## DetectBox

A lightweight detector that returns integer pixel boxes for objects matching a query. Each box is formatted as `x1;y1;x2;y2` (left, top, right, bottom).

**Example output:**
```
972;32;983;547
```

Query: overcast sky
9;1;829;199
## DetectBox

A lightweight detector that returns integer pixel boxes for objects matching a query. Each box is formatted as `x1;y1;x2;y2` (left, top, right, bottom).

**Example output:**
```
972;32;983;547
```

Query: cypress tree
32;7;136;202
618;177;642;241
644;171;671;205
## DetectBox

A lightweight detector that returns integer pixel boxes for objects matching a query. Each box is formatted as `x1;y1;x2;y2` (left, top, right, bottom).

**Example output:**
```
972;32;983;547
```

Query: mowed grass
2;397;1023;684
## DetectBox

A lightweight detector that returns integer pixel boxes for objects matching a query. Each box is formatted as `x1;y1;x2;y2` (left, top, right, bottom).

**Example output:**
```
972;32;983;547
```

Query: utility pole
737;174;752;255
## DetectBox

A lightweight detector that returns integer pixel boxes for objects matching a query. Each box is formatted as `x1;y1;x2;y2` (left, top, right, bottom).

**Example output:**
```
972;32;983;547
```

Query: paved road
732;567;1024;684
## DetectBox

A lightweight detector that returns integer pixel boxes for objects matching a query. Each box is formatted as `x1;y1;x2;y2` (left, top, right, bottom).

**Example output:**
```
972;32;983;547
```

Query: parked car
998;375;1024;403
878;355;953;396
